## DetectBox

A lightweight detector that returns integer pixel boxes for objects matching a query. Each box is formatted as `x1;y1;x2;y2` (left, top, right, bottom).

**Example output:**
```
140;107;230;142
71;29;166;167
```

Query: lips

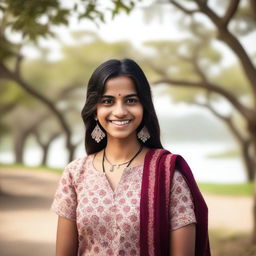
109;120;131;126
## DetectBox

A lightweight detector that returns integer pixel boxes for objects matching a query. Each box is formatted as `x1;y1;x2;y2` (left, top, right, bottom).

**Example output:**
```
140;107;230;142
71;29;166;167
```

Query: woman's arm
170;223;196;256
56;216;79;256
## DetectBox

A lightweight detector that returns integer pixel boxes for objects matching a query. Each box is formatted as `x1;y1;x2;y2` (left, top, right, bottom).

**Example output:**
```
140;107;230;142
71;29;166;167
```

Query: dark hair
81;58;163;154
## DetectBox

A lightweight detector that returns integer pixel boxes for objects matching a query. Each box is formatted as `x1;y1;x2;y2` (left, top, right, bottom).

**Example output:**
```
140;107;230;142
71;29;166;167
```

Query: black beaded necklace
102;145;143;173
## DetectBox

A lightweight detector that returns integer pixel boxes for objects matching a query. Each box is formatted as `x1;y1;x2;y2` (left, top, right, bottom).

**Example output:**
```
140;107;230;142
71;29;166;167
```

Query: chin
107;132;137;141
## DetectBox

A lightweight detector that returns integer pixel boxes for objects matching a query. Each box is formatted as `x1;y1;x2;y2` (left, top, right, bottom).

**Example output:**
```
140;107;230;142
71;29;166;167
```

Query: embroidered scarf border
140;148;211;256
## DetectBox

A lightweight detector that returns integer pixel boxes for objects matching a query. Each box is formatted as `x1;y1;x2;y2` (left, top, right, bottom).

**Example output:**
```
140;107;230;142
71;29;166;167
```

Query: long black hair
81;58;163;154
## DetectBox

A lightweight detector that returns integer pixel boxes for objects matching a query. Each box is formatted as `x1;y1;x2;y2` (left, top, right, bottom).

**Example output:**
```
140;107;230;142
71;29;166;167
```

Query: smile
109;120;131;126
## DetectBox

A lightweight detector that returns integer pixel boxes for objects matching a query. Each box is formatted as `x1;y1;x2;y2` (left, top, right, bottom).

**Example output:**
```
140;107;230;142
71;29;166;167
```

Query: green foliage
0;0;137;62
0;121;9;136
232;2;256;35
165;87;202;103
1;0;67;40
0;80;30;107
199;45;222;64
214;65;252;97
0;36;17;60
111;0;136;18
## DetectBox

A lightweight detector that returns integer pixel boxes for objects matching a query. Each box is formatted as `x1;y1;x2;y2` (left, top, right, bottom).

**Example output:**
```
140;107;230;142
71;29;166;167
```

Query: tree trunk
250;134;256;243
34;131;61;167
0;63;76;164
41;144;49;166
253;183;256;243
14;131;29;164
252;162;256;243
68;144;76;163
241;141;255;181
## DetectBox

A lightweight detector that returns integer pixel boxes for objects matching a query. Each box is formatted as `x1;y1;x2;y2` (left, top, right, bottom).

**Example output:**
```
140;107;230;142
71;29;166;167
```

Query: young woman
51;58;210;256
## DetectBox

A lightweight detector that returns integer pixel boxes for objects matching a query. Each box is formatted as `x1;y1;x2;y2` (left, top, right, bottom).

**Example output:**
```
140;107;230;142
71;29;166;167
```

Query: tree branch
195;101;245;142
0;62;74;151
57;81;81;100
191;55;208;83
194;0;221;24
0;102;17;115
192;0;256;97
34;129;61;147
177;53;208;83
222;0;240;27
0;62;13;79
169;0;199;14
14;54;23;76
250;0;256;17
24;114;49;136
153;77;255;120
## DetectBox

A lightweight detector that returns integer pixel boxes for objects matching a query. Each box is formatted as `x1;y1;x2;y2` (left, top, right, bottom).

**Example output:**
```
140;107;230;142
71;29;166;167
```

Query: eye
126;98;138;104
101;99;113;105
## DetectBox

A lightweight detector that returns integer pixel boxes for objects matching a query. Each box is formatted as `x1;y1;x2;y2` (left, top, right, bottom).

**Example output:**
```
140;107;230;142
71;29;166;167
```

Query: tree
141;0;256;243
143;37;254;182
1;35;138;165
0;0;136;162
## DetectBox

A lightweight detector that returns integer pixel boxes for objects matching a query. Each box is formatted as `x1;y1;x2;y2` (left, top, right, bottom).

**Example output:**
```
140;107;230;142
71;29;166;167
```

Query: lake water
163;142;245;184
0;139;246;184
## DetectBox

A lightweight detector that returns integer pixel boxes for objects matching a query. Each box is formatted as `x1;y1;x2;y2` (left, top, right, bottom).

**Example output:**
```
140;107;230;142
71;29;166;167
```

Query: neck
105;137;141;162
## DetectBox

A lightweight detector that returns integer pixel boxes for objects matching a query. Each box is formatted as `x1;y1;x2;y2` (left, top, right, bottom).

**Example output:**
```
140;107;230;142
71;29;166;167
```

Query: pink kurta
51;154;196;255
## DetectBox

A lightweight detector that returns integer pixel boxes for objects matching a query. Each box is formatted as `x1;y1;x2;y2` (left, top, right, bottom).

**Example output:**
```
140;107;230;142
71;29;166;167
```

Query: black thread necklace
102;145;143;173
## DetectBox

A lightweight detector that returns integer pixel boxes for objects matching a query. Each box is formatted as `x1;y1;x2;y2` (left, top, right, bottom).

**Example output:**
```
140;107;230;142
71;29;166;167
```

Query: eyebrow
102;93;139;99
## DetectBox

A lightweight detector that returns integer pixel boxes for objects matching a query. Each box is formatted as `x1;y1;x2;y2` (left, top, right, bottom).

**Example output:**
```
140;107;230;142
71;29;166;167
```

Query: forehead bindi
104;76;137;97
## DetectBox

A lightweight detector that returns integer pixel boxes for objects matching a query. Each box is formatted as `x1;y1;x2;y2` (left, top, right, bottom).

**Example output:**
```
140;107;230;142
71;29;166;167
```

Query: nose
113;102;128;118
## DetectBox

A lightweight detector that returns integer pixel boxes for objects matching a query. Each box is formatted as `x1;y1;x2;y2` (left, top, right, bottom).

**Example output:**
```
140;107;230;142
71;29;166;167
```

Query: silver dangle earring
91;121;105;143
137;126;150;143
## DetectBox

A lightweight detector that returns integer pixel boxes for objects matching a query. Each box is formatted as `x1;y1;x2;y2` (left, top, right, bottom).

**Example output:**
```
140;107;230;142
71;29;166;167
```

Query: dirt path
0;168;59;256
0;168;253;256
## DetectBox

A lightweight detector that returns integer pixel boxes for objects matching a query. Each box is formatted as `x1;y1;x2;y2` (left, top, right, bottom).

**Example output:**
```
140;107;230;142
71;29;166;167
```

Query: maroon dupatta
140;149;211;256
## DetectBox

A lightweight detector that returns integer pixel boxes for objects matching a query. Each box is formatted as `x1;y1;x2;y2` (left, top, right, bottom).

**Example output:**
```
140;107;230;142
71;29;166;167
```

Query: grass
207;150;240;158
1;163;253;197
0;163;63;174
198;182;253;196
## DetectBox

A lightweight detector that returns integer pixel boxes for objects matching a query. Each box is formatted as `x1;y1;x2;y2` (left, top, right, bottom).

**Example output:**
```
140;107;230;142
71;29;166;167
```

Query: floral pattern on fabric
51;154;196;255
170;171;196;230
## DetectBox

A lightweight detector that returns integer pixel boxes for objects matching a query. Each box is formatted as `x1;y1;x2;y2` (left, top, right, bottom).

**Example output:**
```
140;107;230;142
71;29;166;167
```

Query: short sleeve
51;165;77;221
170;170;196;230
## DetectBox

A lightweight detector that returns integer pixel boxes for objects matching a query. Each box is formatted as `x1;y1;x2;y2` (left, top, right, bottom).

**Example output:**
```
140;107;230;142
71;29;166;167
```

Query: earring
91;123;105;143
137;126;150;143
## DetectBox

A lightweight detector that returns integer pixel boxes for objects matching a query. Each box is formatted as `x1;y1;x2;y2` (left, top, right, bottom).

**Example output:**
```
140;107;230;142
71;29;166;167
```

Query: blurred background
0;0;255;255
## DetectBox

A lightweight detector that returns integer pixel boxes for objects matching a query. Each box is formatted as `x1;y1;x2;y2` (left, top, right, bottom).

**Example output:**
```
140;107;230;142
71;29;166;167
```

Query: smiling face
96;76;143;142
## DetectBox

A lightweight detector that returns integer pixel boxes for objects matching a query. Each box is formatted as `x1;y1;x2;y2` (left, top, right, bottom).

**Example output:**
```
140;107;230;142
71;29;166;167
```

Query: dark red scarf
140;149;211;255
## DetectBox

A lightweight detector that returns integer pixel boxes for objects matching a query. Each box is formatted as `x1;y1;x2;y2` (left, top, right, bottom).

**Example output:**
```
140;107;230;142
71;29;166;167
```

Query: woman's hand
56;216;78;256
170;223;196;256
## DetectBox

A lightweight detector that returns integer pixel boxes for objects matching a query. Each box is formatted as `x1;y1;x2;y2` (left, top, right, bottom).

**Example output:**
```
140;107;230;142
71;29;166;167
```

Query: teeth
111;120;130;125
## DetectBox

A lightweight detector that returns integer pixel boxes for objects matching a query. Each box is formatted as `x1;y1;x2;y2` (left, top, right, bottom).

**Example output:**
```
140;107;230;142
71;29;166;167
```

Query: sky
22;3;184;60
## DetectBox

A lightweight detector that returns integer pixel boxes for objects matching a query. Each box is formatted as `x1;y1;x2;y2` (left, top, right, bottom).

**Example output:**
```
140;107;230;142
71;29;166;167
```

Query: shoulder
64;154;94;178
146;148;189;170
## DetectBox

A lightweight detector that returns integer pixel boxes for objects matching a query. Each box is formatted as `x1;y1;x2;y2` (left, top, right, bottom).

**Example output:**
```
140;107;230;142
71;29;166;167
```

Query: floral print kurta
51;154;196;255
